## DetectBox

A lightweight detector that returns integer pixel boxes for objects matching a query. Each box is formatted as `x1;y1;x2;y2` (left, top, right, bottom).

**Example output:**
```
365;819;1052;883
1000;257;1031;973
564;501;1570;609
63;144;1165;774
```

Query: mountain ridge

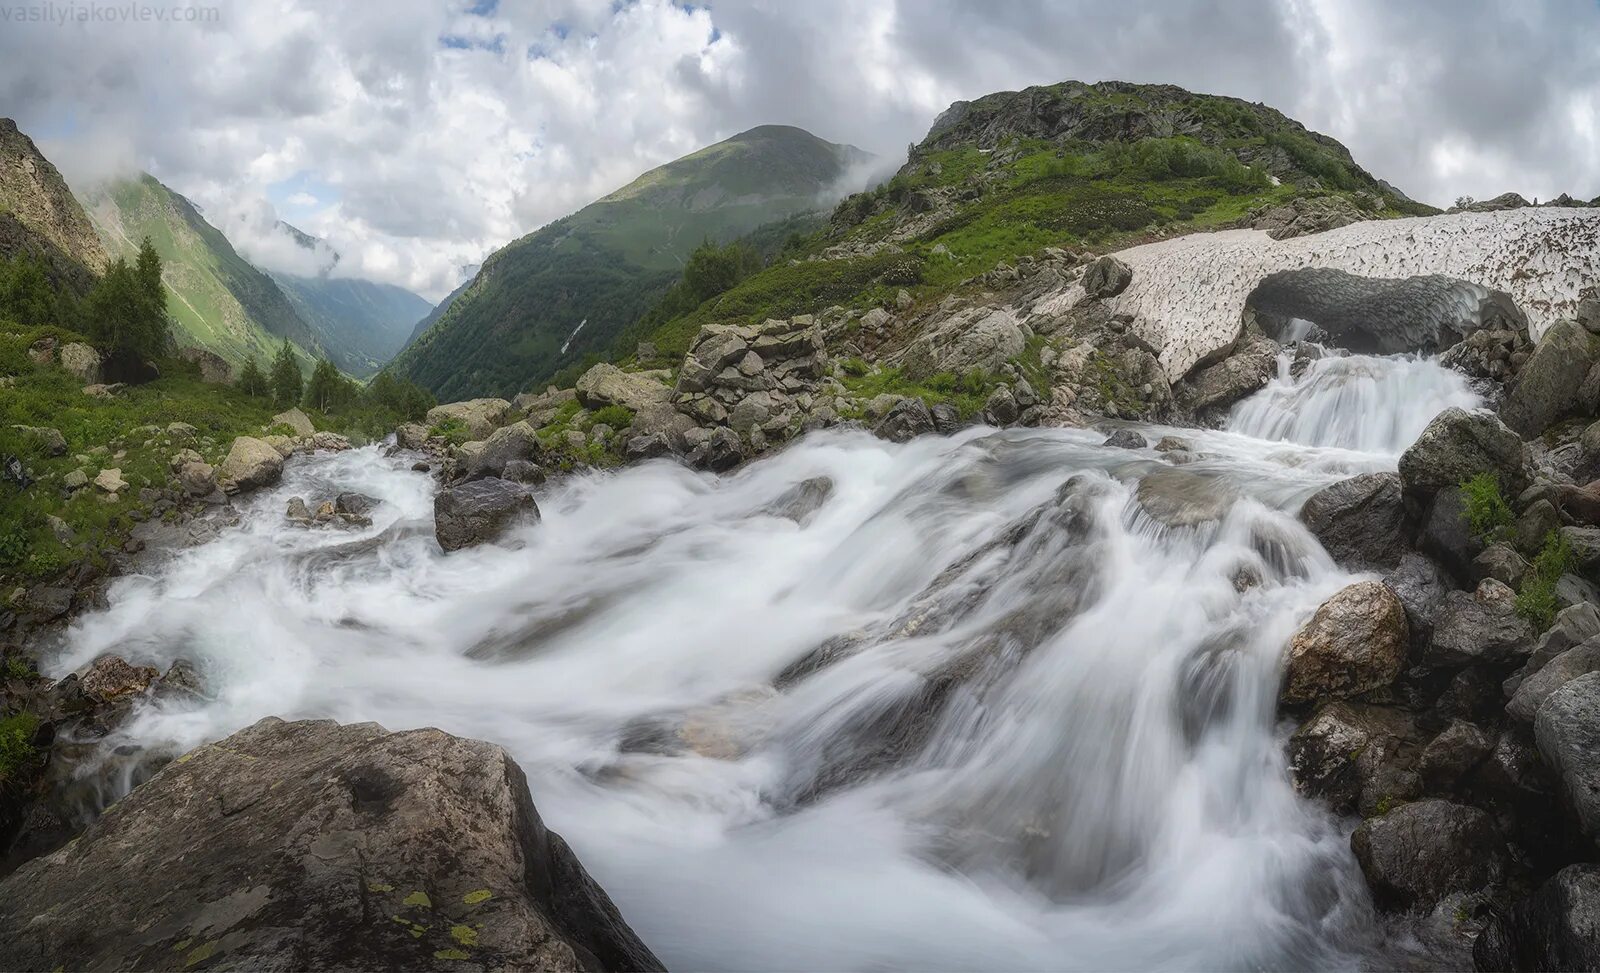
388;124;870;399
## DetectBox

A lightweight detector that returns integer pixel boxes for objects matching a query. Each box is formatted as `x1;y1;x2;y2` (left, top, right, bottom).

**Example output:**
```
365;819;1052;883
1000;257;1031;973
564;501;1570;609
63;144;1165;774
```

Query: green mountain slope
0;118;109;296
406;276;472;347
634;80;1434;357
272;272;430;377
389;125;870;399
82;174;320;366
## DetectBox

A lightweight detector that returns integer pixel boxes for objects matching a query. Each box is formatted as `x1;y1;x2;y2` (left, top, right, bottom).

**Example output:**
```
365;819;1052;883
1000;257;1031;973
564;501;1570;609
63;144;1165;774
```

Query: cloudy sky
2;0;1597;300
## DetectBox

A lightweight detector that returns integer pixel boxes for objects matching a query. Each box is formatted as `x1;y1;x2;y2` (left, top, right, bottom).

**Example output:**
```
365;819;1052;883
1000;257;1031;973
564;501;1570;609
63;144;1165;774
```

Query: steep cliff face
0;118;110;293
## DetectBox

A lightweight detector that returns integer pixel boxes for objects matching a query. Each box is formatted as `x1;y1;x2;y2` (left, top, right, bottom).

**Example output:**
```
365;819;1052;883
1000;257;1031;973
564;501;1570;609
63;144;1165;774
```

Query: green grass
839;363;997;419
0;324;280;584
427;415;471;446
0;711;41;786
1518;530;1578;630
1459;472;1514;540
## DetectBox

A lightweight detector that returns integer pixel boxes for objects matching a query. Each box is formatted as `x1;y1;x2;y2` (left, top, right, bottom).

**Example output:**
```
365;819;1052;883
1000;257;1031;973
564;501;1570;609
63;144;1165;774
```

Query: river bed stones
433;478;539;551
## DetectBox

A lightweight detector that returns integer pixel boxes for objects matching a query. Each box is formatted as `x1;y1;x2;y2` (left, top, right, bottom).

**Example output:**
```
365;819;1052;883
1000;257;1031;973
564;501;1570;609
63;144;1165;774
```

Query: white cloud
3;0;1597;301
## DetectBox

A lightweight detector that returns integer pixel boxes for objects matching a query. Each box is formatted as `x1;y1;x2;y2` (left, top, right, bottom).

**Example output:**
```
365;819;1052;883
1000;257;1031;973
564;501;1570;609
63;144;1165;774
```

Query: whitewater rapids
45;351;1479;971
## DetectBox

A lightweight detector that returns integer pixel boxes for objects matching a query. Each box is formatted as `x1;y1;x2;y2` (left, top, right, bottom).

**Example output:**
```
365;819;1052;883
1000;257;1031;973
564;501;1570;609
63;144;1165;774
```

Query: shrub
1459;472;1514;539
589;404;635;429
428;415;470;446
1517;530;1577;630
0;711;41;784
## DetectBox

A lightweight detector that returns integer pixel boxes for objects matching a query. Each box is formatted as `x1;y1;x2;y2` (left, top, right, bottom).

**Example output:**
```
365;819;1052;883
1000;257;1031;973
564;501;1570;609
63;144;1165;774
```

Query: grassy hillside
83;174;320;367
389;125;870;399
635;80;1434;358
272;272;430;377
0;118;109;296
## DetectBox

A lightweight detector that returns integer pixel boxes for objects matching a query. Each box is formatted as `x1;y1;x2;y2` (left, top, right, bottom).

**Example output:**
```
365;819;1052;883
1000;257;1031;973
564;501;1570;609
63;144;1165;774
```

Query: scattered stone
78;655;160;702
60;469;87;491
1351;800;1505;911
984;385;1019;425
11;425;66;457
1509;638;1600;722
1474;542;1531;590
466;421;541;481
0;717;664;972
1418;720;1493;791
1418;486;1484;582
285;497;313;525
500;459;545;484
434;477;539;552
1281;581;1409;704
624;433;672;462
92;467;127;494
395;422;429;449
175;461;216;497
165;421;196;440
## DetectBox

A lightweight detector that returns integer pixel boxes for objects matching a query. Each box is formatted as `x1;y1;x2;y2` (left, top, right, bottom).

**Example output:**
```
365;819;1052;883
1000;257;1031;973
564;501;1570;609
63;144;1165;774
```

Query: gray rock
692;426;744;473
983;385;1019;425
433;478;539;552
1288;701;1422;815
217;436;284;494
425;399;513;441
1101;429;1148;450
58;341;102;383
1473;864;1600;973
1397;407;1529;500
1535;671;1600;846
285;496;313;525
0;717;662;972
1474;542;1531;590
1134;467;1239;528
872;398;935;443
1509;638;1600;722
1281;581;1409;705
1351;800;1505;911
395;422;429;449
1500;318;1600;437
929;402;963;434
896;306;1025;378
1082;255;1133;298
763;477;834;525
175;461;216;497
270;407;315;438
500;460;545;484
1426;579;1533;667
624;433;673;462
179;346;231;384
10;425;66;457
575;363;671;413
1417;486;1483;582
1299;472;1408;570
1174;335;1279;415
1514;498;1564;558
467;421;541;481
1418;720;1493;790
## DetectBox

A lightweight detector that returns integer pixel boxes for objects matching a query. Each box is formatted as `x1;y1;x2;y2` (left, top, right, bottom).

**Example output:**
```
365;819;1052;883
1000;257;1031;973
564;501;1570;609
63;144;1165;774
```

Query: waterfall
42;351;1480;971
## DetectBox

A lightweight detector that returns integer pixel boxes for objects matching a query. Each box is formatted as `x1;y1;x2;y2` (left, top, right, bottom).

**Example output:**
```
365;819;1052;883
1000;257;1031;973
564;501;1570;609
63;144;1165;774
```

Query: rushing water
44;350;1478;971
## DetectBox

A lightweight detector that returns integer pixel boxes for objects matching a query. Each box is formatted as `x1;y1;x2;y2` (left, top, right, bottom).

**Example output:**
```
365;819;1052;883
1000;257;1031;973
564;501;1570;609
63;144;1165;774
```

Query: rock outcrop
1397;407;1529;499
1297;472;1409;569
1499;318;1600;437
426;399;513;441
0;718;663;972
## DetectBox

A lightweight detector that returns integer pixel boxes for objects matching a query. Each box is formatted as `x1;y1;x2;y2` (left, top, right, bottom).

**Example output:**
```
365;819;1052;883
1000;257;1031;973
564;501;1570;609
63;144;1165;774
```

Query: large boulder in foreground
1351;799;1506;911
434;477;539;551
0;718;662;972
1280;581;1408;705
217;436;285;494
427;398;513;441
1297;472;1409;570
1499;317;1600;437
1397;406;1528;499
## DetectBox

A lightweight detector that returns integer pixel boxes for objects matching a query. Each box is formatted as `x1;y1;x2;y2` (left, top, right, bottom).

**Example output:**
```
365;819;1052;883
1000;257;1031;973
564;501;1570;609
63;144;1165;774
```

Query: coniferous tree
269;340;302;405
303;357;355;412
237;356;269;397
81;238;170;364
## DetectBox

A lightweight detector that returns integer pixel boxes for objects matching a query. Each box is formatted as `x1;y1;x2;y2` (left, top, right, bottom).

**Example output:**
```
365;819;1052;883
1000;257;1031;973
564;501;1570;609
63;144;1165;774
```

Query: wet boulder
1499;318;1600;437
1473;864;1600;973
1280;581;1408;705
1134;466;1239;528
466;421;541;481
1384;554;1453;649
217;436;285;494
1416;486;1483;583
873;398;935;444
433;478;539;552
1351;800;1506;912
1534;671;1600;846
1288;701;1423;815
1298;472;1408;570
1424;579;1533;667
1101;429;1147;450
1397;407;1529;500
0;718;663;972
1508;637;1600;722
1417;719;1494;792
